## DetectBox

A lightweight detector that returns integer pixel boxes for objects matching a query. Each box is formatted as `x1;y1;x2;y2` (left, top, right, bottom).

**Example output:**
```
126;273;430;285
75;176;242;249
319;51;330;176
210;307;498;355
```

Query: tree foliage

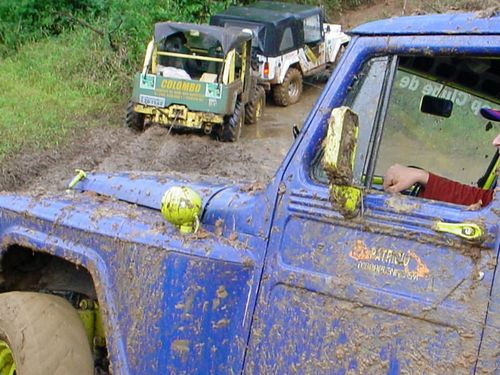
0;0;371;61
0;0;104;56
105;0;233;64
0;0;232;62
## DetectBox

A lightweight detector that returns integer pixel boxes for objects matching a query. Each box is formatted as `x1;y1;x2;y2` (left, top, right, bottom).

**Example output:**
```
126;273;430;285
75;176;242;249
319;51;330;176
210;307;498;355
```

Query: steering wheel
407;165;424;196
409;182;423;196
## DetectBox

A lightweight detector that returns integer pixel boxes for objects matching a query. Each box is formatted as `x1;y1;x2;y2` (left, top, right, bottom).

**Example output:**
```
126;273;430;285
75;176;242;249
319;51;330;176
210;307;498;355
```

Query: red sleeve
418;173;494;207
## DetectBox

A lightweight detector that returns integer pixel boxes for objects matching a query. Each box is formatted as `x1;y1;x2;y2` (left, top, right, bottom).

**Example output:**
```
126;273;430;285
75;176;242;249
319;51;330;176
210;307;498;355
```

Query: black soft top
154;22;252;55
210;1;322;56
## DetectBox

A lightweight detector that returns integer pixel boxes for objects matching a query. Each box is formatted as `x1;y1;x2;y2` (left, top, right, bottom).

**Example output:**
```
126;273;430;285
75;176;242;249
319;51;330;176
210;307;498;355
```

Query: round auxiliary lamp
161;186;202;234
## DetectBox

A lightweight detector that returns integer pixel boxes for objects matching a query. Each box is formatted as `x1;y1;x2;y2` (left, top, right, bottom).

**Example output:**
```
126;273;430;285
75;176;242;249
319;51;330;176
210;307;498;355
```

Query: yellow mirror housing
323;106;362;217
329;185;362;218
323;106;359;183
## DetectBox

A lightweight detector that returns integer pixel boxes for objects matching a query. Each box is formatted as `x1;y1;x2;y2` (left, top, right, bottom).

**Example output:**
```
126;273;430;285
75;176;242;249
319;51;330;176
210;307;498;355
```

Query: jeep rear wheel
273;68;303;107
245;86;266;125
0;292;93;375
125;101;145;132
219;101;244;142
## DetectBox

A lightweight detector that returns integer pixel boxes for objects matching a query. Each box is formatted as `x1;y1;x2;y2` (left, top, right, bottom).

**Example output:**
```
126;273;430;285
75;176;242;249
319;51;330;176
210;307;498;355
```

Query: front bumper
134;103;224;129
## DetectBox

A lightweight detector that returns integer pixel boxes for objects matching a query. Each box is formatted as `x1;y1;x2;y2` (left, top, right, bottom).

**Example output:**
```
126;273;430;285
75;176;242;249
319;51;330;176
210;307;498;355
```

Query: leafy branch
56;11;123;51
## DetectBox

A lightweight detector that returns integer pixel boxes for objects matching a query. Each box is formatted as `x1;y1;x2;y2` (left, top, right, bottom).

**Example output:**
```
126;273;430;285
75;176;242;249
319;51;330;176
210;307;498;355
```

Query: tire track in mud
1;83;322;193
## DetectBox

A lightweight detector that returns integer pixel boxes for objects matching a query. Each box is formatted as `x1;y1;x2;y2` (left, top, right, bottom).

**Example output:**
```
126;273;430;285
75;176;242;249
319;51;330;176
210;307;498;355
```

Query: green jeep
126;22;267;142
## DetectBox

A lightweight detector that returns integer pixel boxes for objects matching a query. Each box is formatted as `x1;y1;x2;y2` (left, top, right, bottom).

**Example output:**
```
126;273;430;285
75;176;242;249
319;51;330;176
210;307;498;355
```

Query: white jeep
211;1;350;106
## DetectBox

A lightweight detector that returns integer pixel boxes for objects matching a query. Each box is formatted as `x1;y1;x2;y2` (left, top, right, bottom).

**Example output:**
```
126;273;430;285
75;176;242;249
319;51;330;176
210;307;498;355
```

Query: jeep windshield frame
154;22;252;55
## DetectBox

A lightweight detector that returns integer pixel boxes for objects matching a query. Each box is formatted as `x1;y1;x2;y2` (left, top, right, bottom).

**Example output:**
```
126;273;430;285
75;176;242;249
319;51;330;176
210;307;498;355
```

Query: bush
0;27;126;160
105;0;233;68
0;0;106;57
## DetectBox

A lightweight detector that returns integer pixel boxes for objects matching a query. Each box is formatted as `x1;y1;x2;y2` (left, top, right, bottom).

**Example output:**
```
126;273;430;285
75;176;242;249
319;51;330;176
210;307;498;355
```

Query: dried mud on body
0;83;322;193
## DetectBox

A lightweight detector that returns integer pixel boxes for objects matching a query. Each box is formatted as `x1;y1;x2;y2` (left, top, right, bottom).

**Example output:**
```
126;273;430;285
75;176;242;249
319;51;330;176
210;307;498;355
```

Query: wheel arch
0;227;109;298
277;50;304;84
278;60;303;84
0;228;130;374
0;244;96;298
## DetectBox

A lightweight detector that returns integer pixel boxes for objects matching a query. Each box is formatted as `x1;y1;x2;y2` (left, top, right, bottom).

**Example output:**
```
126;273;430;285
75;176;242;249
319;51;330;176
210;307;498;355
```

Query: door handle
433;221;484;242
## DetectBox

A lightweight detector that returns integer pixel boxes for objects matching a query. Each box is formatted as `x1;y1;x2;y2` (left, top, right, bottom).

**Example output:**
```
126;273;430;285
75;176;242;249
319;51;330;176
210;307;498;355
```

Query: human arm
383;164;494;206
383;164;429;194
419;172;494;206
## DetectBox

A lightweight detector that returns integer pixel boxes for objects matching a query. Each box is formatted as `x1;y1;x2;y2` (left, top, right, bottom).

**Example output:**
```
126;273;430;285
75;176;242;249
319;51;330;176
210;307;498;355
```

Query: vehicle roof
154;22;252;54
210;2;321;56
352;12;500;35
246;1;320;17
212;1;320;26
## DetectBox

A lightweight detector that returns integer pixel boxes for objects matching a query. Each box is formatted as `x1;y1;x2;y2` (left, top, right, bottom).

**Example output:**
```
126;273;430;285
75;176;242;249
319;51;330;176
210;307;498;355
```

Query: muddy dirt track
0;81;323;193
0;0;408;194
2;0;493;194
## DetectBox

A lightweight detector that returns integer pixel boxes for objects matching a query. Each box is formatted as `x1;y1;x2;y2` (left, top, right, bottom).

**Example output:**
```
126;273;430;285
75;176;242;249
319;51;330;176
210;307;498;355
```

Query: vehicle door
301;13;325;70
244;36;499;374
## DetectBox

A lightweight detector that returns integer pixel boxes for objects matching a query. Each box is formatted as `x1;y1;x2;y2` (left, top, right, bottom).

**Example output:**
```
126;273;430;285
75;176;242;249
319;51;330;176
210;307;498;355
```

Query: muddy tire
0;292;93;375
219;101;244;142
272;67;303;107
125;101;145;132
245;86;266;125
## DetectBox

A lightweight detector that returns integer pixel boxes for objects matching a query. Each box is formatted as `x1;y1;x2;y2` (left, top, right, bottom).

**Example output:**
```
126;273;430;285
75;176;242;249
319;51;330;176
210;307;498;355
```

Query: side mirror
322;106;362;217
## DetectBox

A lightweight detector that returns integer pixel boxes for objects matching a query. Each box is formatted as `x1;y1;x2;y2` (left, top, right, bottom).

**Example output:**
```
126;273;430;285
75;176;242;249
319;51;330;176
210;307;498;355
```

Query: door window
376;66;498;186
303;14;321;44
312;56;392;184
313;54;500;205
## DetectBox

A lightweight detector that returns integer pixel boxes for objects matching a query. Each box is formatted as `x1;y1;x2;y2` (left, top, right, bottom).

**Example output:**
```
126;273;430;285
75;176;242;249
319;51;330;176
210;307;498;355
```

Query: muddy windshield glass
376;63;499;186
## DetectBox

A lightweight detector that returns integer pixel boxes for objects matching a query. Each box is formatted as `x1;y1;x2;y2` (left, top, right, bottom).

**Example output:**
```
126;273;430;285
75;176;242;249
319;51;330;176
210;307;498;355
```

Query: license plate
139;94;166;108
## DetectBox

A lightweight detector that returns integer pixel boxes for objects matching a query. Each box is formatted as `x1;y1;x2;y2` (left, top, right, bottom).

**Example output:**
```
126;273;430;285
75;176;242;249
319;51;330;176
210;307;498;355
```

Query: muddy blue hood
71;172;231;212
70;171;275;239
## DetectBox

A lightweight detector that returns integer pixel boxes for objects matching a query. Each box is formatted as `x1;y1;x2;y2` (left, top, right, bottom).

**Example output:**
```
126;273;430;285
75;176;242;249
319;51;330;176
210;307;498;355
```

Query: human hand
383;164;429;194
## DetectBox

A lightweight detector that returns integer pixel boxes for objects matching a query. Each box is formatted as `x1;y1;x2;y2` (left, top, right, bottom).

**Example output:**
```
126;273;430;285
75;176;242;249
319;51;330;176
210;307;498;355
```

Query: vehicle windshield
156;33;225;81
376;66;499;186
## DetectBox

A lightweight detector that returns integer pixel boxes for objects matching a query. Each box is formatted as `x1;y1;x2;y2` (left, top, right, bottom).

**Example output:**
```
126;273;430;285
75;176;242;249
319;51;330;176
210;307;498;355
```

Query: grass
0;28;129;161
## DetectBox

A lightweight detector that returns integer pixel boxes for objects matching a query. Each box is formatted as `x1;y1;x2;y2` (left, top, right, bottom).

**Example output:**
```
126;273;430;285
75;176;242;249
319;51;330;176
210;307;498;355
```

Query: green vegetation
2;0;438;162
0;0;235;161
0;29;123;159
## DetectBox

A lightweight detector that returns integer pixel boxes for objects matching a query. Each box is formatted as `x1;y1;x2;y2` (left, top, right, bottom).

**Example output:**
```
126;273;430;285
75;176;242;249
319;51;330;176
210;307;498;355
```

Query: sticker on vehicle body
139;94;166;108
140;74;156;89
349;240;430;281
206;83;222;99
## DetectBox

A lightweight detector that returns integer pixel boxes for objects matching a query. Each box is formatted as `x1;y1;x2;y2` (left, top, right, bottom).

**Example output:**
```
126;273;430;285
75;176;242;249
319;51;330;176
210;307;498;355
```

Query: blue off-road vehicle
0;12;499;375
